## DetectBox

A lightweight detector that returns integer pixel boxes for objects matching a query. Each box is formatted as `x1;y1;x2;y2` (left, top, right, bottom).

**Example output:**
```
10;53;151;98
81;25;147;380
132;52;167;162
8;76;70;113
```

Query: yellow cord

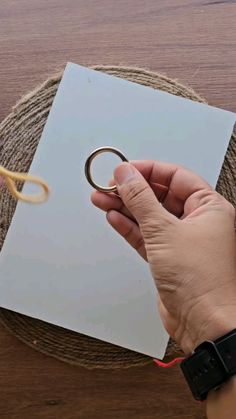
0;166;49;204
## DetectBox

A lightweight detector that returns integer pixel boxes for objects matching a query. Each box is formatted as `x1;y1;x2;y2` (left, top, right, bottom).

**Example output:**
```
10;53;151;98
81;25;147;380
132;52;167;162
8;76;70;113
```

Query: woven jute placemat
0;65;235;369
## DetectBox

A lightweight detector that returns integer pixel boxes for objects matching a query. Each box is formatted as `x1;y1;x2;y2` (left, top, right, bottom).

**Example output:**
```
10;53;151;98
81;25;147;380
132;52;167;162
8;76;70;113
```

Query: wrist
178;306;236;355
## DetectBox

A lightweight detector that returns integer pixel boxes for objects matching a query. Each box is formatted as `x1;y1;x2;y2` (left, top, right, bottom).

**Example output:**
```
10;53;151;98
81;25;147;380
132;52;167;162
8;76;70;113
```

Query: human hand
91;161;236;354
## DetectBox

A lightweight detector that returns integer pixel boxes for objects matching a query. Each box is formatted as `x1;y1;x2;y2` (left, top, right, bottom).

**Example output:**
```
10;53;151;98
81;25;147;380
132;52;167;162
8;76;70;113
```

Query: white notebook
0;63;235;358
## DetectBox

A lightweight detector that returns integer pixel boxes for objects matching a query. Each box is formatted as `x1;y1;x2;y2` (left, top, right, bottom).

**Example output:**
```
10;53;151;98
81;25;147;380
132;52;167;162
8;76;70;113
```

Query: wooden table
0;1;235;417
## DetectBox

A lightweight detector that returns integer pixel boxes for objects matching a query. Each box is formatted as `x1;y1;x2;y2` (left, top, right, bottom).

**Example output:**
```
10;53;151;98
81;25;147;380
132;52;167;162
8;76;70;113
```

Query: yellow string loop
0;166;49;204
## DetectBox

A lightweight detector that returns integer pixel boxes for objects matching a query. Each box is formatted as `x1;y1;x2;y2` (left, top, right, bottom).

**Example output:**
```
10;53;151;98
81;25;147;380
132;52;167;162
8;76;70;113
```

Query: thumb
114;163;174;234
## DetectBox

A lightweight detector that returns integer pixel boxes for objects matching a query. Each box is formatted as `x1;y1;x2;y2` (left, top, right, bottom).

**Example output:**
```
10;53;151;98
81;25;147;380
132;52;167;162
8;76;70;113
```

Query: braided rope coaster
0;66;235;369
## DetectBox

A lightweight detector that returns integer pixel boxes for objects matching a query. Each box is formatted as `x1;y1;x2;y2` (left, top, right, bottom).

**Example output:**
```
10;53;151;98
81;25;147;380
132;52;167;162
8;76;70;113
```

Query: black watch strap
180;329;236;401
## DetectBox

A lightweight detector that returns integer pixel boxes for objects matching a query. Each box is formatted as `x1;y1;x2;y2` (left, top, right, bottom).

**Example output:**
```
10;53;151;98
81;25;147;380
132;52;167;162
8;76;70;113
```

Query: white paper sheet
0;63;235;358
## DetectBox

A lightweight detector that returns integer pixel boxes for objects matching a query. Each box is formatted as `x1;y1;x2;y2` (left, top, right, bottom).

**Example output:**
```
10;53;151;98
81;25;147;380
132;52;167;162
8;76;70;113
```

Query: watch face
181;331;236;400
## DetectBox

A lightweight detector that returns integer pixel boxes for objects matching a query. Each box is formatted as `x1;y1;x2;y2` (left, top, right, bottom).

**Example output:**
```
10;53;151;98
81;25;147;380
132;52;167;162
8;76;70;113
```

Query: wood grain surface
0;0;236;418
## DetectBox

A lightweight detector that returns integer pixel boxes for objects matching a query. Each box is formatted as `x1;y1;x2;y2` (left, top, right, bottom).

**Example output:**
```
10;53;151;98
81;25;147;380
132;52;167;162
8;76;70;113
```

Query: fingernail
114;163;136;186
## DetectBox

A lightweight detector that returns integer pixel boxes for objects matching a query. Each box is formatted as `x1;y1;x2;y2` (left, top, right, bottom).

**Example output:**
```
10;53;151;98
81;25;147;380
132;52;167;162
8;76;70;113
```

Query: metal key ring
84;146;128;193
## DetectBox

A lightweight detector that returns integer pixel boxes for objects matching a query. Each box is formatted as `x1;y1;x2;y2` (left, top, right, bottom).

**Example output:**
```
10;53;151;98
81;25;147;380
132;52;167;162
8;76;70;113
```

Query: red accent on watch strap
153;357;185;368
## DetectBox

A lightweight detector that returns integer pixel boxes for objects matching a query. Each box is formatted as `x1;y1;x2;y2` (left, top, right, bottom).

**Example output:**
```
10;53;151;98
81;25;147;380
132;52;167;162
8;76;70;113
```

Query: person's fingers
128;160;212;218
109;175;183;217
91;190;135;221
91;190;120;211
92;160;212;219
106;210;147;260
109;161;211;218
113;163;176;242
131;160;210;194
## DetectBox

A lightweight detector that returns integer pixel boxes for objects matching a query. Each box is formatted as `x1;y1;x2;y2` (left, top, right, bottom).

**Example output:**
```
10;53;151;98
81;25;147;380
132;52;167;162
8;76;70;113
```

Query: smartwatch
180;329;236;400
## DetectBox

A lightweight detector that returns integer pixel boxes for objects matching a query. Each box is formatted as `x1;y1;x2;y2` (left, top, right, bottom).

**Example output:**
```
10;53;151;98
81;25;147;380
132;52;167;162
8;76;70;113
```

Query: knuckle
205;191;235;219
123;182;150;206
225;201;235;218
204;189;218;202
215;193;235;217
